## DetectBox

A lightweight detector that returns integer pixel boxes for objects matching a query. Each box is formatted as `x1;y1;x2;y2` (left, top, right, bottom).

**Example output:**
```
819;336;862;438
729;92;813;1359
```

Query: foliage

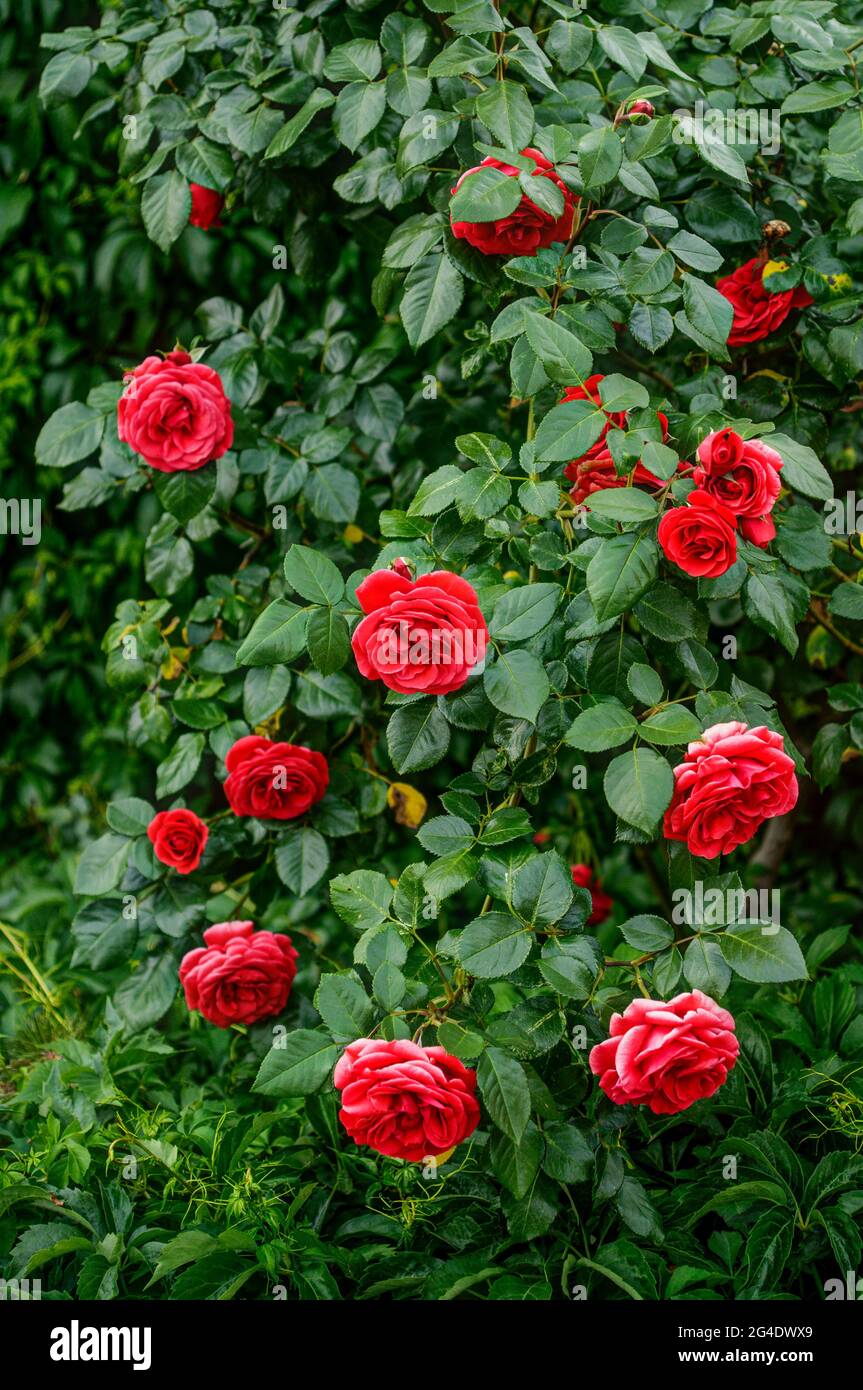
3;0;863;1302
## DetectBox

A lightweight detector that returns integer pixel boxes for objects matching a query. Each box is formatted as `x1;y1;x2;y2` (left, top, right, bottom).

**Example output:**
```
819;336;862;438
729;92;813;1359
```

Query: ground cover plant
3;0;863;1304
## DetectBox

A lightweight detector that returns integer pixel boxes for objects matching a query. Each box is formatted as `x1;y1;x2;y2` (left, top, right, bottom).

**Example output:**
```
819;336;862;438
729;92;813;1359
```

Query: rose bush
6;0;863;1306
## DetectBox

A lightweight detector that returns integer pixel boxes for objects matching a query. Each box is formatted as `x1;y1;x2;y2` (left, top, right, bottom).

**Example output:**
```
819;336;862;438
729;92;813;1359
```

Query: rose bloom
664;721;798;859
451;147;575;257
179;921;298;1028
351;568;488;696
117;349;233;473
560;374;675;505
658;488;738;578
147;808;208;874
571;863;613;925
223;735;328;820
717;257;812;347
334;1038;480;1162
693;428;782;546
189;183;224;230
589;989;738;1115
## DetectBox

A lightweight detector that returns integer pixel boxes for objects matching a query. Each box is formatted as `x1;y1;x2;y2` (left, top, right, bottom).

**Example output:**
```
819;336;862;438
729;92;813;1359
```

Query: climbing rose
450;147;575;257
693;429;783;547
147;808;208;874
117;349;233;473
589;989;738;1115
179;921;298;1028
351;569;488;696
663;721;798;859
223;735;328;820
189;183;224;229
571;863;613;925
658;488;738;578
716;257;812;347
334;1038;480;1162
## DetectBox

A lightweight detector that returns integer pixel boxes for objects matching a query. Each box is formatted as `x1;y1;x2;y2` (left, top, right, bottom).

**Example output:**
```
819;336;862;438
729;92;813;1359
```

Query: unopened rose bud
628;100;654;119
391;557;414;579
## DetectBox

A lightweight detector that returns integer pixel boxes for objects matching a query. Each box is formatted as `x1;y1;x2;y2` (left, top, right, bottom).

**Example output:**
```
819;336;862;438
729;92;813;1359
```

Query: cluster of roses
119;142;804;1165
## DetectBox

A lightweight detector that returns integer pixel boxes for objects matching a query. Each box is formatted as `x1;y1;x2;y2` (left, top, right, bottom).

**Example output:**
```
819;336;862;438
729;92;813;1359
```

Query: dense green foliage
3;0;863;1302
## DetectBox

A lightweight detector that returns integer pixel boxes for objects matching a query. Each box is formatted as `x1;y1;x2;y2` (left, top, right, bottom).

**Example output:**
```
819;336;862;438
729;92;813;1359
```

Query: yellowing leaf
387;781;428;828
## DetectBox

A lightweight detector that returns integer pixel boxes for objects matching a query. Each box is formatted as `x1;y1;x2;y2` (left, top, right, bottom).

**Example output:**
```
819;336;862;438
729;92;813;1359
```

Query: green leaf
306;607;350;675
534;398;608;463
512;851;573;927
455;911;532;977
330;870;393;930
484;650;549;723
305;465;360;523
604;747;674;832
284;544;344;605
450;165;523;223
640;705;703;745
524;314;592;384
75;833;132;896
35;402;105;469
400;254;465;348
743;571;807;656
769;433;833;501
253;1029;341;1097
475;81;534;151
542;1122;593;1182
236;600;309;667
156;732;205;799
587;532;659;621
315;973;374;1041
720;925;808;983
476;1046;531;1142
577;125;623;189
782;79;854;114
141;171;192;253
619;915;674;951
387;701;451;773
564;700;638;752
489;583;560;641
586;488;658;524
829;582;863;620
113;954;178;1031
333;80;387;152
264;90;336;159
274;829;330;896
152;467;216;524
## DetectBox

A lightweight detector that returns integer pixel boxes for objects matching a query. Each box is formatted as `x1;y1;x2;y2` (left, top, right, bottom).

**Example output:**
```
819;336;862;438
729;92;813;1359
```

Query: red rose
663;721;798;859
179;920;298;1028
627;100;654;118
189;183;224;230
147;808;208;874
571;863;613;925
351;569;488;696
716;257;812;347
561;374;673;505
117;349;234;473
333;1038;480;1162
451;147;575;257
589;989;738;1115
693;430;782;547
223;735;328;820
657;488;738;578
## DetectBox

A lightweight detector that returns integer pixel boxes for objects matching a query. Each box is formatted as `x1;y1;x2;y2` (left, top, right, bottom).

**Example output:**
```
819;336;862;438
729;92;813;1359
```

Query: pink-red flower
117;349;233;473
692;428;783;547
334;1038;480;1162
589;989;738;1115
147;808;208;874
571;863;613;925
179;921;299;1027
351;568;488;696
223;735;328;820
658;488;739;578
717;257;812;347
663;721;798;859
189;183;224;230
451;147;575;258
